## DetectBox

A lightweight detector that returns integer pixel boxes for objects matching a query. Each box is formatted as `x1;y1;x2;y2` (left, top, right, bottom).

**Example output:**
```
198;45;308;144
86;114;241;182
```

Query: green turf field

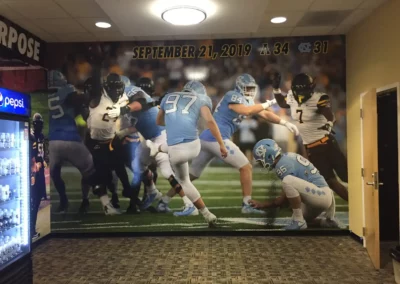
50;166;349;233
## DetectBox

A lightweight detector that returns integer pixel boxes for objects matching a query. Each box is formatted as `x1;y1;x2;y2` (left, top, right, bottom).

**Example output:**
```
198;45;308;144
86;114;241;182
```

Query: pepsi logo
0;92;3;107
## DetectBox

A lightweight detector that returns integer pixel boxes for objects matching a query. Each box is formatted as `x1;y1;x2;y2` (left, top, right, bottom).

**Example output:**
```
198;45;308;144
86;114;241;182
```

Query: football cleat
32;232;41;241
173;204;199;216
320;217;340;228
204;212;217;228
56;200;69;213
146;140;159;157
241;203;265;214
103;203;122;215
284;219;307;230
156;201;172;213
78;199;89;214
126;204;140;214
111;193;120;209
141;191;162;210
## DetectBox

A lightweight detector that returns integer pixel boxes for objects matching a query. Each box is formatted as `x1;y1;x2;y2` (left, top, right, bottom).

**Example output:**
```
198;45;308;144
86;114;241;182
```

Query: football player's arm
257;111;299;135
270;72;290;109
89;63;103;108
249;191;287;209
273;90;291;109
228;100;276;116
119;91;156;115
317;95;335;132
64;91;86;107
156;109;165;126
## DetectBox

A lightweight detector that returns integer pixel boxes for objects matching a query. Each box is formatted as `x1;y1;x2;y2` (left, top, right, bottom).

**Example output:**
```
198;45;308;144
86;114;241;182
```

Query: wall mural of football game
40;35;348;233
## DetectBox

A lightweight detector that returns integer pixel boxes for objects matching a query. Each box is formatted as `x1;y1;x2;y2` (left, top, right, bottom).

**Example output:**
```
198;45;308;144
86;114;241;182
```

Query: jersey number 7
296;109;304;123
165;95;197;114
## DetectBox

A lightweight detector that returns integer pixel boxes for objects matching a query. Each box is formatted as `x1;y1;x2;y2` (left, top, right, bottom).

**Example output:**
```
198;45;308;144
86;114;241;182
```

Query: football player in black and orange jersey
272;72;348;201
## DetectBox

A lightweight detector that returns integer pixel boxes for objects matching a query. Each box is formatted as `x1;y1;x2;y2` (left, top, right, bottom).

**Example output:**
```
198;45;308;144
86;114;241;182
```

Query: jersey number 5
48;96;65;119
296;109;304;123
165;95;197;114
102;107;118;122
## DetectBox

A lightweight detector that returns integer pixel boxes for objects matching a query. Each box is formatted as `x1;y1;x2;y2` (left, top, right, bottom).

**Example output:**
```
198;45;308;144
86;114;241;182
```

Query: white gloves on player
107;106;121;118
280;119;299;136
261;99;277;110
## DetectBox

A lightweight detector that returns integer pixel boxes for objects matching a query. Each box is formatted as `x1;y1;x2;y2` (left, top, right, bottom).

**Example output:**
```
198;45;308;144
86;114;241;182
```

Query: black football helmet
291;73;316;104
32;113;44;134
104;73;125;103
137;77;155;96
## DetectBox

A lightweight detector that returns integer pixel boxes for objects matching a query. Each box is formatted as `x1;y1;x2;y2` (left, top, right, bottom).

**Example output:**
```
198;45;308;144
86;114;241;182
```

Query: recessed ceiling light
95;22;111;28
162;6;206;26
271;17;287;24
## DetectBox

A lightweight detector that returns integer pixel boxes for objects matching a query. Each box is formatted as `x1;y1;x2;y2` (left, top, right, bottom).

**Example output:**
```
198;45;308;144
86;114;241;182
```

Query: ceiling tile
253;27;294;37
93;30;127;41
34;32;58;42
0;3;24;20
11;18;48;37
358;0;388;10
76;18;117;32
4;0;70;18
96;0;269;37
55;0;107;18
309;0;364;11
291;26;336;36
265;0;314;12
338;9;372;27
35;18;85;34
55;32;97;42
330;25;351;35
259;11;306;28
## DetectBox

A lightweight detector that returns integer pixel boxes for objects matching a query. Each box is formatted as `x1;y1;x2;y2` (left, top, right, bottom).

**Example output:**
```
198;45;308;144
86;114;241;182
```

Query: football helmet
32;113;44;134
48;70;67;89
183;81;207;97
138;77;155;96
104;73;125;103
120;75;131;88
235;74;257;102
291;73;315;104
253;139;282;170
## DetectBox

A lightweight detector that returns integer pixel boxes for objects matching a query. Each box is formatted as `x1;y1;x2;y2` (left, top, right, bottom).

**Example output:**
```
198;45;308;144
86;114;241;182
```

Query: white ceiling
0;0;388;42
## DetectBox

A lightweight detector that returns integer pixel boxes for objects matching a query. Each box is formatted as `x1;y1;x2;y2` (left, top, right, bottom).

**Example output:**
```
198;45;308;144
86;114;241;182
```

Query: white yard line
49;197;350;203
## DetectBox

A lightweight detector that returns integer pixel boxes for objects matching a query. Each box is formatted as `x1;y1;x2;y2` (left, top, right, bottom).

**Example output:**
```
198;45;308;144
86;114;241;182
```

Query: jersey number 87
165;94;197;114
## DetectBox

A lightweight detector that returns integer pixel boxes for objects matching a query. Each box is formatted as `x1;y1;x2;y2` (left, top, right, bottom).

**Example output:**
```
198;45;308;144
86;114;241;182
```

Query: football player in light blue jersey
189;74;299;215
250;139;339;230
146;80;228;226
47;70;103;214
107;78;197;215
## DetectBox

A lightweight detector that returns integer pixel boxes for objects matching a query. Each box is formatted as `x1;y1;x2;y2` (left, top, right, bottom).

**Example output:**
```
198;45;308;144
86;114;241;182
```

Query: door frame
360;82;400;247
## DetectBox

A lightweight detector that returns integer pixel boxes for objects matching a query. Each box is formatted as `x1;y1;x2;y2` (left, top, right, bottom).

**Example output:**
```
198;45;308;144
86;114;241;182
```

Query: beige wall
347;0;400;237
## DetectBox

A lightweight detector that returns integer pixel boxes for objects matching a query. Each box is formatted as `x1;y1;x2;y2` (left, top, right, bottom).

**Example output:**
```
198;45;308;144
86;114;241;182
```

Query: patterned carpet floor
32;236;395;284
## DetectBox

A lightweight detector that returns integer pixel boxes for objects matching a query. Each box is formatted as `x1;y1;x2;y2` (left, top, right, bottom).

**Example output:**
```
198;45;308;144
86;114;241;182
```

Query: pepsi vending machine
0;87;31;271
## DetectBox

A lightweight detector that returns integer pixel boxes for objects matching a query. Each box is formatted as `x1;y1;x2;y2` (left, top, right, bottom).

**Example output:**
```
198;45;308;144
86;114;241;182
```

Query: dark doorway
377;89;399;243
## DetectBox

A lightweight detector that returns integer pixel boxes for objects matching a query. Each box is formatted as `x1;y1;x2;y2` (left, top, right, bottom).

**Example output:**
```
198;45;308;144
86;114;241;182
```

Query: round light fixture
95;22;111;28
271;17;287;24
162;6;207;26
